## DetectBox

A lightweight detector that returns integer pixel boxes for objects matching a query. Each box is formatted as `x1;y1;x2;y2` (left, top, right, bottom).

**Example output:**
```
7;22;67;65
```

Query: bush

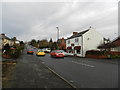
3;45;24;59
86;50;108;56
110;55;120;59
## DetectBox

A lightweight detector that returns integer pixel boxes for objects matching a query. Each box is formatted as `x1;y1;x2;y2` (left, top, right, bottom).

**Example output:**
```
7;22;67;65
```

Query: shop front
74;46;81;56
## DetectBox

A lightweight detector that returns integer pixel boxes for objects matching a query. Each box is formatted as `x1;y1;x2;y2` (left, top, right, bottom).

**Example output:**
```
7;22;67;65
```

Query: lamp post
56;27;59;42
56;27;59;49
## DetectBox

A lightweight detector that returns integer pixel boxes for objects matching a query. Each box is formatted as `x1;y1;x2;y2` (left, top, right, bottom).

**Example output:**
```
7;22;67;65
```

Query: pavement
5;50;73;88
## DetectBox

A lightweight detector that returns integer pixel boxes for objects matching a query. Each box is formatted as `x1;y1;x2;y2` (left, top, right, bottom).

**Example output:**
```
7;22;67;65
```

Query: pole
56;27;59;42
56;27;59;49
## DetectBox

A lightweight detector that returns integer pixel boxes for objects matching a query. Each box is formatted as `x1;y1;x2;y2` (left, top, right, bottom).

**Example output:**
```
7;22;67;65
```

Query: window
76;49;80;54
68;40;70;44
71;43;74;46
75;38;79;42
74;46;81;54
68;49;73;53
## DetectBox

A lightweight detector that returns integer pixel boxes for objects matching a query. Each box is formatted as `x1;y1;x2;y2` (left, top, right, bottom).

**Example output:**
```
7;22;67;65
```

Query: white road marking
71;61;95;68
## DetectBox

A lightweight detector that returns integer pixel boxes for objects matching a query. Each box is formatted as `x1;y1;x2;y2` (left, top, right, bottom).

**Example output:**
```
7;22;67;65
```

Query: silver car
59;50;68;56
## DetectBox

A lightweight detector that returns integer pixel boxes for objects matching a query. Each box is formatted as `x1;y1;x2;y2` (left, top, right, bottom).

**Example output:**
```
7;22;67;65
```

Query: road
35;52;118;88
8;48;72;88
9;45;118;88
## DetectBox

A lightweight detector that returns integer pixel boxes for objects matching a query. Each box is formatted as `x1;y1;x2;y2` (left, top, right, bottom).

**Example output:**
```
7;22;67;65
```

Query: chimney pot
1;33;5;36
73;32;78;35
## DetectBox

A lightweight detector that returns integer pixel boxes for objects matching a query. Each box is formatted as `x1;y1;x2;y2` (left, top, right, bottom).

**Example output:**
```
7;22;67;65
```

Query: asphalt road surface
8;49;72;88
9;45;118;88
36;53;118;88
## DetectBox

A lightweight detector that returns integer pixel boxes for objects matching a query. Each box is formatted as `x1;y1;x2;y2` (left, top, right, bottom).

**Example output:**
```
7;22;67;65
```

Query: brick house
58;37;66;51
98;36;120;55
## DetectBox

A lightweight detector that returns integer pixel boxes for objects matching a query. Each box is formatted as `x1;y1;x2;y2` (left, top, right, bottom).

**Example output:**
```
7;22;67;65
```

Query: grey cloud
2;2;118;41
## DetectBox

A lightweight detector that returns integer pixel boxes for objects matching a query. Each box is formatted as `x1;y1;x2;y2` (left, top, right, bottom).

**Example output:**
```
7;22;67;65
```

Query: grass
2;60;17;88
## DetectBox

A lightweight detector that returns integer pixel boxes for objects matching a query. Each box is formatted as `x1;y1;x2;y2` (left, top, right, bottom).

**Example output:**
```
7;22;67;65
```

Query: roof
111;35;120;43
98;36;120;49
0;34;17;41
57;38;66;43
67;29;89;40
2;35;11;40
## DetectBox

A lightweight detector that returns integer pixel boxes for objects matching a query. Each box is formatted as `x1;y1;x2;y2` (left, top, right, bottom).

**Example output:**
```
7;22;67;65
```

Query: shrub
85;50;108;56
3;45;24;59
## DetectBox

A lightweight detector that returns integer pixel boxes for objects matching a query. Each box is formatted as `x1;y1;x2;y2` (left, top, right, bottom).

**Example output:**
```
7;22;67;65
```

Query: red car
50;50;65;58
27;49;33;54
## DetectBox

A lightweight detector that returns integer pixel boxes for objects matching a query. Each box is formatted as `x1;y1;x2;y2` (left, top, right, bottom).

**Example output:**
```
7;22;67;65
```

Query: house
98;36;120;52
15;40;20;45
58;37;66;51
0;33;20;47
110;36;120;52
0;33;14;47
66;27;105;57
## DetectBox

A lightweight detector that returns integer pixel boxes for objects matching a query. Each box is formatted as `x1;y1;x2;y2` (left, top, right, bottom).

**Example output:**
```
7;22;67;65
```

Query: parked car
50;50;65;58
33;47;36;49
27;49;33;54
10;46;16;50
36;49;45;56
43;48;51;53
59;50;68;57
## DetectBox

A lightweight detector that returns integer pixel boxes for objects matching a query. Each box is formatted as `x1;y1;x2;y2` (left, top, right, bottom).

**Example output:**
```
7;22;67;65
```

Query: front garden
2;44;24;88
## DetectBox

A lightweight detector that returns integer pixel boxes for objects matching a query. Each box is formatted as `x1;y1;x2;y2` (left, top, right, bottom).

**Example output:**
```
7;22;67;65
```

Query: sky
1;0;119;42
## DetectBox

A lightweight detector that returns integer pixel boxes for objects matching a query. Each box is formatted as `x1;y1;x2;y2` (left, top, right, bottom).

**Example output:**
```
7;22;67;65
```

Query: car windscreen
28;49;33;51
60;50;64;52
38;50;44;52
55;51;62;53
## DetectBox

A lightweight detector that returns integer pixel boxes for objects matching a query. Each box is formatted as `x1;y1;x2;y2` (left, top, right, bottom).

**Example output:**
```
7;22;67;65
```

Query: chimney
62;37;64;40
73;32;78;35
1;33;5;36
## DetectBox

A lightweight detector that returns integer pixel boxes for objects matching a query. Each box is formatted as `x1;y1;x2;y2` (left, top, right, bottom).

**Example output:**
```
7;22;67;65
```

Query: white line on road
71;61;95;68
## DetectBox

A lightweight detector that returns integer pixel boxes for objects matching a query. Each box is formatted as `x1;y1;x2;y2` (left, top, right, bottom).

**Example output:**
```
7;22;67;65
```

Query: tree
30;39;38;47
3;44;10;54
11;37;17;45
48;38;53;50
39;39;49;48
51;42;57;50
20;41;24;46
37;40;40;43
49;38;53;43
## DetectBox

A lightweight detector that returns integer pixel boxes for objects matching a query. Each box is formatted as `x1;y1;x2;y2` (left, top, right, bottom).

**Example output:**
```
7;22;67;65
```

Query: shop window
68;49;73;53
76;49;80;54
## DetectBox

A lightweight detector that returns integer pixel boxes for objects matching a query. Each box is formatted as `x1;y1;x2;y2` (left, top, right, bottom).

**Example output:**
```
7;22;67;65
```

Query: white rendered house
66;27;105;57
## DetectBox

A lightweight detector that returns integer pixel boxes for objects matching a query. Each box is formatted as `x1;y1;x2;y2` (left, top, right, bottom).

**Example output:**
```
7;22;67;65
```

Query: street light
56;27;59;42
56;27;59;49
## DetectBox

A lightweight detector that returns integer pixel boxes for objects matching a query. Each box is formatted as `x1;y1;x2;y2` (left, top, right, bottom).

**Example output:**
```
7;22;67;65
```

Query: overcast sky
1;0;119;42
